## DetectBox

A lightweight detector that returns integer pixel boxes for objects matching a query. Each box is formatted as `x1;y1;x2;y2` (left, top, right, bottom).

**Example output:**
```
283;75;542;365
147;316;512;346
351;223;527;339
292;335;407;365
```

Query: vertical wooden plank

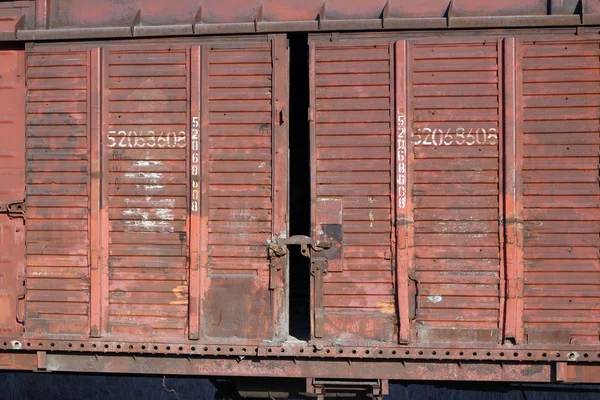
198;45;210;339
308;42;317;340
0;49;26;336
89;47;101;337
496;38;506;341
395;40;411;344
270;35;290;339
388;41;397;339
99;47;110;336
503;37;525;344
188;46;201;340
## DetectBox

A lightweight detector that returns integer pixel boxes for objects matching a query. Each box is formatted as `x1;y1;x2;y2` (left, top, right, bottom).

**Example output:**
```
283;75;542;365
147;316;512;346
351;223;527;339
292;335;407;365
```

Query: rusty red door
398;38;504;345
504;37;600;346
308;35;506;345
194;38;289;341
309;40;398;343
0;48;26;337
24;36;289;342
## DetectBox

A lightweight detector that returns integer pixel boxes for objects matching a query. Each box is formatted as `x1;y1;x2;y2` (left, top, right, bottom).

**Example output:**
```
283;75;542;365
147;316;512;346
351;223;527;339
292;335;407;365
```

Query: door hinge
0;200;25;219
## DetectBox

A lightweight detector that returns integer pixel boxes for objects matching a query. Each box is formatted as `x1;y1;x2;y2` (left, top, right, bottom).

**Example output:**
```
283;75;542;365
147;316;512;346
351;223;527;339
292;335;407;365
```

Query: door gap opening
287;33;311;341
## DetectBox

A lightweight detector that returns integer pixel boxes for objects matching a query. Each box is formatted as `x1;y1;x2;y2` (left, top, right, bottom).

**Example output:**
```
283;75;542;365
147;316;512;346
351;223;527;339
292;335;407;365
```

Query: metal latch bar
311;257;328;338
0;200;25;219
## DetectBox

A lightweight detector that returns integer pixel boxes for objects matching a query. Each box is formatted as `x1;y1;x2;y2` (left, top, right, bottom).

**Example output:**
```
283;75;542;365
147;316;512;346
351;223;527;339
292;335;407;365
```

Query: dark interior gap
287;32;311;341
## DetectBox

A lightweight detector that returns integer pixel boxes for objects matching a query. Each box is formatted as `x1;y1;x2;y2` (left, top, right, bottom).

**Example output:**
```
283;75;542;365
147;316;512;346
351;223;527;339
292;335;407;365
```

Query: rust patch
377;300;396;314
170;285;189;305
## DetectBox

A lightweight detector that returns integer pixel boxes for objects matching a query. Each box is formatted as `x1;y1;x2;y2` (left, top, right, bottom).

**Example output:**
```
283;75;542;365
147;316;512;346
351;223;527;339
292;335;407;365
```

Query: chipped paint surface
170;285;189;305
377;300;396;314
133;160;163;167
10;31;600;383
427;295;443;304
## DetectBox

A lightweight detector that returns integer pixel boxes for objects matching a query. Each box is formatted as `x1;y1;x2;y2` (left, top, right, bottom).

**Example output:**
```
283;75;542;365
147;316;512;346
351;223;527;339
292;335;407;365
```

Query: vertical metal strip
188;46;201;340
270;35;290;339
503;37;525;344
35;0;49;29
308;42;319;339
395;40;410;344
496;38;506;339
89;48;101;337
198;45;210;338
99;47;110;336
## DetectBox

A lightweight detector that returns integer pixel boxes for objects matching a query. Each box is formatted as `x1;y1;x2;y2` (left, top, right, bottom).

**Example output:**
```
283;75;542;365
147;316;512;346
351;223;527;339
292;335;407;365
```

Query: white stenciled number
442;129;452;145
487;128;498;145
108;131;117;147
411;126;499;146
422;128;432;145
191;117;200;214
397;114;407;209
177;131;186;148
107;129;187;149
466;129;476;146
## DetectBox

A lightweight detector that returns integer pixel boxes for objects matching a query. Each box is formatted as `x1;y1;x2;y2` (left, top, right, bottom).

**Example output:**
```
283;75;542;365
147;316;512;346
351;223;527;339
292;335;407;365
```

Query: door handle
16;292;25;324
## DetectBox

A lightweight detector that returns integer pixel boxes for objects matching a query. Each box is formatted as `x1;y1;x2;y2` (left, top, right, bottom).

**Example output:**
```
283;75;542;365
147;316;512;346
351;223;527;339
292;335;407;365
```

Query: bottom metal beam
0;352;556;382
3;352;600;383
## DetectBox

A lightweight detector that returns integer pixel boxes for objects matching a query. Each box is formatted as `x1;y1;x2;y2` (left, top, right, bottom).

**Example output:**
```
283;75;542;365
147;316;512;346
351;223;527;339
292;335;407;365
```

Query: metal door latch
268;235;337;338
0;200;25;219
311;257;328;338
271;235;334;258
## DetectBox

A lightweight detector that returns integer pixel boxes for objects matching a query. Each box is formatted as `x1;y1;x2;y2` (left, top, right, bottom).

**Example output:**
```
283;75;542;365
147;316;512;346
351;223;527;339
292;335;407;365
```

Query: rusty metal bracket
268;242;288;290
271;236;335;338
0;200;25;219
311;258;328;338
274;235;334;258
307;378;388;400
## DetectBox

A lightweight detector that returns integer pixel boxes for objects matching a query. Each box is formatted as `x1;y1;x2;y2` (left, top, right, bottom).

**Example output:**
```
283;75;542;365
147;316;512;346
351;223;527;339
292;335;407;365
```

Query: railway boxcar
0;0;599;398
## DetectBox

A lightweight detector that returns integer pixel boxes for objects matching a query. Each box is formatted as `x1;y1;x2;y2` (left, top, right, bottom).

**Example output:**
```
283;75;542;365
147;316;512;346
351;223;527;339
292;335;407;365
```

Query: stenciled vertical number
191;117;200;212
397;114;407;209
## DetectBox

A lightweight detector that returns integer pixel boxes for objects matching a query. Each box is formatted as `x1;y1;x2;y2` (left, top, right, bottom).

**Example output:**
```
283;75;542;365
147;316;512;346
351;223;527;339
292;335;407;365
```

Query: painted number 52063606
413;128;498;146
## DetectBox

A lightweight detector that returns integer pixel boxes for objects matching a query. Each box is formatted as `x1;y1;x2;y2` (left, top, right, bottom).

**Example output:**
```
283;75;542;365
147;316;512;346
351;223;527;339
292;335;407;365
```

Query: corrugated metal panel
408;39;502;343
518;38;600;344
311;42;397;342
0;49;26;336
25;50;91;336
105;45;190;338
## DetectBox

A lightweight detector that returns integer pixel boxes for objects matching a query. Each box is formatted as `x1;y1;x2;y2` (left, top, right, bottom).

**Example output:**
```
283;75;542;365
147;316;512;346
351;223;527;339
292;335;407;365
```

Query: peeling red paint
0;20;598;385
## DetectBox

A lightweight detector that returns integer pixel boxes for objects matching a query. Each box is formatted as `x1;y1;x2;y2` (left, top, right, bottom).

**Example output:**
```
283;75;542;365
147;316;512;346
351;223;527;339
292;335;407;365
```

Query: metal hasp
270;235;337;338
0;200;25;219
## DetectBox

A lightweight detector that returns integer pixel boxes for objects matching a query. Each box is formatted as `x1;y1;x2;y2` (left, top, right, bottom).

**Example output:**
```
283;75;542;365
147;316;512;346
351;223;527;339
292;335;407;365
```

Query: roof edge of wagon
1;0;600;41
